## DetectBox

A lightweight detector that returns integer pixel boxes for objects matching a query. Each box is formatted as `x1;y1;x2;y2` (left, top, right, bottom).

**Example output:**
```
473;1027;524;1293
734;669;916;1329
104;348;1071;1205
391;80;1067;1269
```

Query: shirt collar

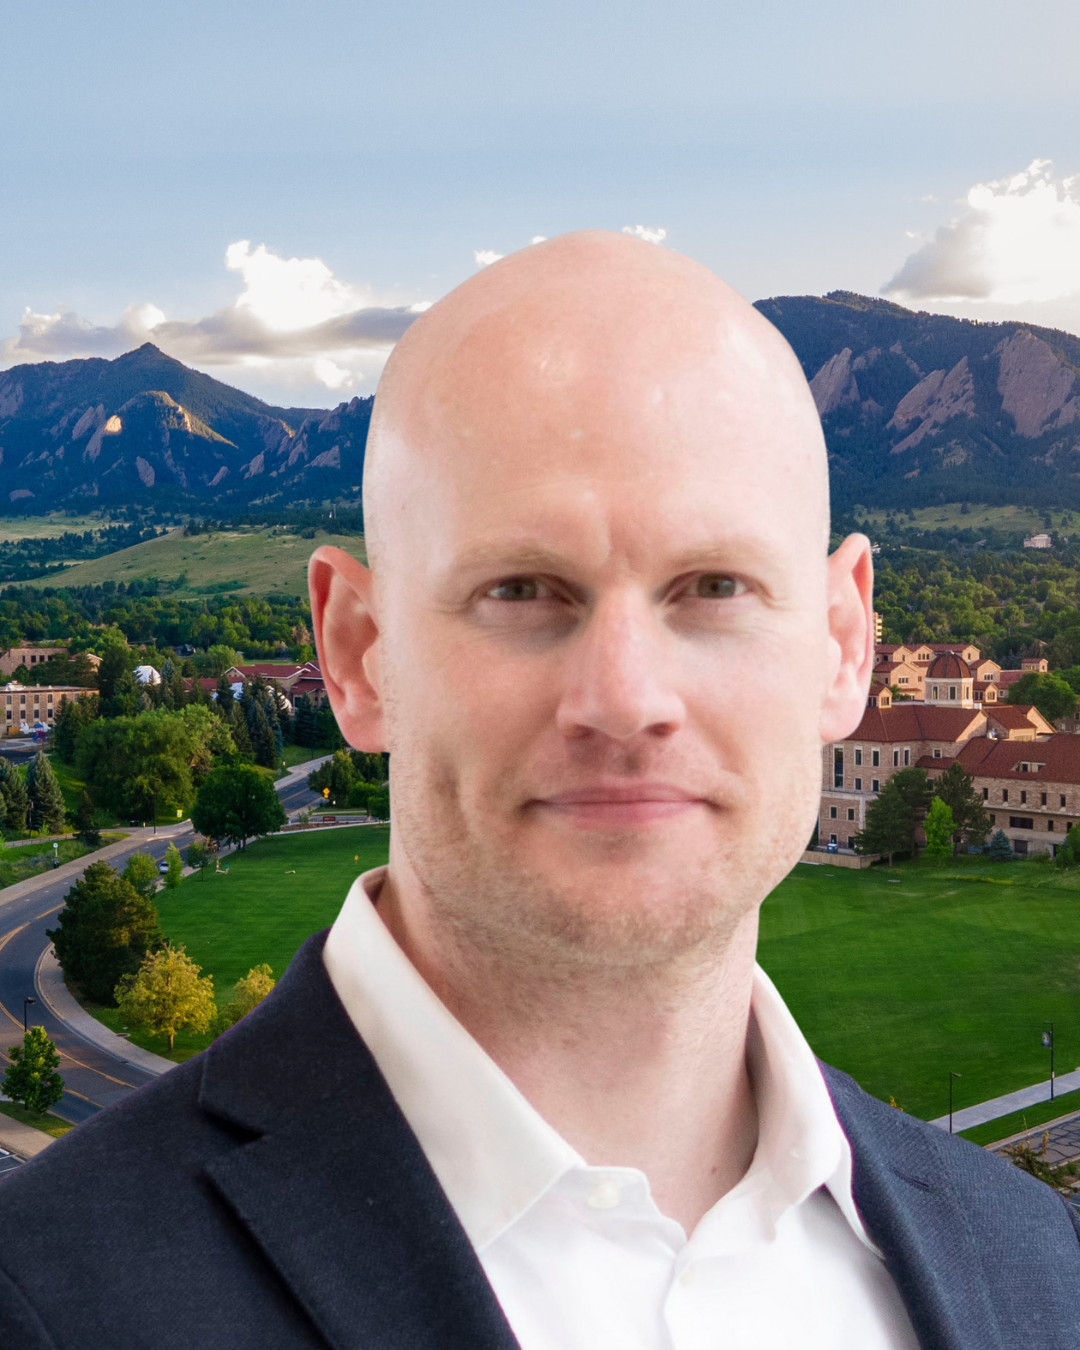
323;867;877;1256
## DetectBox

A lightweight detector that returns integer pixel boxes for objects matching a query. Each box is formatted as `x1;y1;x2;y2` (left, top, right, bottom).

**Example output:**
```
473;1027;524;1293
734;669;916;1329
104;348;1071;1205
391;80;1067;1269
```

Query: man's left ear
819;533;874;744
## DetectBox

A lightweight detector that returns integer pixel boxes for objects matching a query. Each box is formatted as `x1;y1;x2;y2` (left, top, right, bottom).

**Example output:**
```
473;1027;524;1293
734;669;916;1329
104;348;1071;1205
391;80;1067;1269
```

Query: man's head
310;231;872;974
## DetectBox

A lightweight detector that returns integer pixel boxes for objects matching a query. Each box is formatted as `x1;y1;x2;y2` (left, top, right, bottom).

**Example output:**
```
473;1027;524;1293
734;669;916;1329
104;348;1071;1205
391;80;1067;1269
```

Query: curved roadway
0;758;327;1130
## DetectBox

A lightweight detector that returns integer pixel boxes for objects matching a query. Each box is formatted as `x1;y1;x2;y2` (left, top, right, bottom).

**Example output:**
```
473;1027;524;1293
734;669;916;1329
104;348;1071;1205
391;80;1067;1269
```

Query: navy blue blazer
0;932;1077;1349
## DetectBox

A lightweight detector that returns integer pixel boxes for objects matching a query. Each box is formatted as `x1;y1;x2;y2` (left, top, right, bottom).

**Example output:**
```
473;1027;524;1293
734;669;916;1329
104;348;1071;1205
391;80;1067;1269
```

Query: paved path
988;1109;1080;1163
930;1068;1080;1133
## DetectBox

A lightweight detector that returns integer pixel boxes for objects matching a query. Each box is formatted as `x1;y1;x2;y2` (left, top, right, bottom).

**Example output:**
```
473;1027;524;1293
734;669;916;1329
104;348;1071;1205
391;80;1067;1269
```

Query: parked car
157;860;170;875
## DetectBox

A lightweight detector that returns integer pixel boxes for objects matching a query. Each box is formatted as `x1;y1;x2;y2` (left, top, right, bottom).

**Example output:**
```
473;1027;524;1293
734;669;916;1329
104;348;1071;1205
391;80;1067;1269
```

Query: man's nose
554;595;686;741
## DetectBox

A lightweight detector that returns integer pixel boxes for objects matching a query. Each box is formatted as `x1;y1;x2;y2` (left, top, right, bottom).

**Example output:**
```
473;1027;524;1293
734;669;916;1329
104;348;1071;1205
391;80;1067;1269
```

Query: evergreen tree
932;761;991;852
98;647;139;719
888;768;933;857
248;698;277;769
74;790;101;847
51;693;100;762
923;797;955;863
315;703;345;750
0;766;28;834
214;673;235;716
988;829;1014;863
855;781;911;866
1;1026;64;1115
293;695;318;748
47;860;163;1003
26;751;66;835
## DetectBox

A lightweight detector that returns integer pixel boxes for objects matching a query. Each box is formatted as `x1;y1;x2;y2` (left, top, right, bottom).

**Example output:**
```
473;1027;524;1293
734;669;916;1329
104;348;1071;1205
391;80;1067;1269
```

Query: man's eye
692;573;744;599
486;577;547;602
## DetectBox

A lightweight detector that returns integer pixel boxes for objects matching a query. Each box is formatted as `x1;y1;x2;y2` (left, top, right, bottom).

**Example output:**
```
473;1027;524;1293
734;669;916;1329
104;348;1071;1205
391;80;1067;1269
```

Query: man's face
365;277;833;969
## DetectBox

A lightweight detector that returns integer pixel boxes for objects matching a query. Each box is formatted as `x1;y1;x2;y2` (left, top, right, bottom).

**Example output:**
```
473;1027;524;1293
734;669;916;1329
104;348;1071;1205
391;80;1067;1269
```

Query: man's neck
373;867;760;1234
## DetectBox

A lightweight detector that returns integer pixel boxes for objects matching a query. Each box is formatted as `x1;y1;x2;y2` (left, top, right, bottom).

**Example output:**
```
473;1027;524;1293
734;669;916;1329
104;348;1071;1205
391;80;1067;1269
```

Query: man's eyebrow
442;536;791;578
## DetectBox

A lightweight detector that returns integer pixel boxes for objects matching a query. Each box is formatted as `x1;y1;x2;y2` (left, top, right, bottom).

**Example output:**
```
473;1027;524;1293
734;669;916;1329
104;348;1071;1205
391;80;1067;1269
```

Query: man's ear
819;532;874;745
308;545;386;752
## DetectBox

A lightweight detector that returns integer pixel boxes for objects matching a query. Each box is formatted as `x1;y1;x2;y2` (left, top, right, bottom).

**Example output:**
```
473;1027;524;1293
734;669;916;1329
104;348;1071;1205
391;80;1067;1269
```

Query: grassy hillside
860;502;1068;536
24;526;367;597
0;513;110;543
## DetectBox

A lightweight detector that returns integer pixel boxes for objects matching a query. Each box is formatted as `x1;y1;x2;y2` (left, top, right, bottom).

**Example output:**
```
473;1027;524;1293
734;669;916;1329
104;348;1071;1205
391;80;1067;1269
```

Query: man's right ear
307;546;385;752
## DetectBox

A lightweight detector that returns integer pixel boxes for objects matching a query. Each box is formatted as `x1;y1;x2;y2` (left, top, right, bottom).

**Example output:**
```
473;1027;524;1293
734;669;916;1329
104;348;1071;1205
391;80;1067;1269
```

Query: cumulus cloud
884;160;1080;304
1;241;425;396
473;249;504;267
621;225;667;245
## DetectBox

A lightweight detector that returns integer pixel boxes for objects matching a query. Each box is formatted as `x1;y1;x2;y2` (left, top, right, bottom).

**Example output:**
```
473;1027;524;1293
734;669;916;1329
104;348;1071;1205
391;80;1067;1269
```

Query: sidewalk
930;1067;1080;1132
0;1111;53;1160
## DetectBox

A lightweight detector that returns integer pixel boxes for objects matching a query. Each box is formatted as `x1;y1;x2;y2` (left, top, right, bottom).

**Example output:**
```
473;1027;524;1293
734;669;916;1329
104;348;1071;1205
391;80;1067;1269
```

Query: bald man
0;234;1077;1350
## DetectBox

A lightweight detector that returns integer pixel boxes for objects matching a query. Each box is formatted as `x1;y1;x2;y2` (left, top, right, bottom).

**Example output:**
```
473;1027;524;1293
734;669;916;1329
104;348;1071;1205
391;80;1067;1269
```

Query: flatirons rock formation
755;292;1080;511
0;344;371;510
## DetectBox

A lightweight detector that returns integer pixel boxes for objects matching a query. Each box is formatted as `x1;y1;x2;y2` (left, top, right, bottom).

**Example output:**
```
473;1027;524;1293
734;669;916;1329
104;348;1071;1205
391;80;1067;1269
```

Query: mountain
7;298;1080;517
0;344;369;511
755;292;1080;513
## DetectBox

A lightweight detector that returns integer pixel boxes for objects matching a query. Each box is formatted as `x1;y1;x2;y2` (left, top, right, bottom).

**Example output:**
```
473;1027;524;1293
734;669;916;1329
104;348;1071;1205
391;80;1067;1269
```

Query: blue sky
3;0;1079;407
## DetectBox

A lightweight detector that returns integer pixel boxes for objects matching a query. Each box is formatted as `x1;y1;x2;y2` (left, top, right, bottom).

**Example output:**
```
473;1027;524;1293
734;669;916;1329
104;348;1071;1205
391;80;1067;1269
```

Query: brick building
2;683;91;735
0;645;101;678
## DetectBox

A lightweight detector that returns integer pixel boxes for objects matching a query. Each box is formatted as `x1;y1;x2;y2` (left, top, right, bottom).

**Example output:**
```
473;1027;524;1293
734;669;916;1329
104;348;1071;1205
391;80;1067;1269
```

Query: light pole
949;1071;962;1134
1043;1023;1055;1101
23;996;35;1032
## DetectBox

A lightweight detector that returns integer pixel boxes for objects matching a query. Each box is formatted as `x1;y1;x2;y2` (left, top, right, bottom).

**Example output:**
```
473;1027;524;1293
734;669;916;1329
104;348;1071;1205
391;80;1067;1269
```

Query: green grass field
98;830;1080;1127
859;502;1068;536
0;1101;74;1139
0;513;111;543
0;835;123;889
23;526;367;597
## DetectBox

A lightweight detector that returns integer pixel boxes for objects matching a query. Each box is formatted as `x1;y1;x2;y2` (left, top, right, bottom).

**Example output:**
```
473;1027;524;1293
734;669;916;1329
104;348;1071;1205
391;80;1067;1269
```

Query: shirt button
586;1178;622;1209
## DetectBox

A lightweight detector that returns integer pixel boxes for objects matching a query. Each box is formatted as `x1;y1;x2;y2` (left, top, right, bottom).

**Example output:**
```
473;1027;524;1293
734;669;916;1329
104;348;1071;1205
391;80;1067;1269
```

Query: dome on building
926;652;971;680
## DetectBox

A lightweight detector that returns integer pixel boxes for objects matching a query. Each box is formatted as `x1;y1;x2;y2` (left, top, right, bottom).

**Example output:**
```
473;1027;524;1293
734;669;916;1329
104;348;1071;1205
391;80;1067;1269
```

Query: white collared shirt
324;869;920;1349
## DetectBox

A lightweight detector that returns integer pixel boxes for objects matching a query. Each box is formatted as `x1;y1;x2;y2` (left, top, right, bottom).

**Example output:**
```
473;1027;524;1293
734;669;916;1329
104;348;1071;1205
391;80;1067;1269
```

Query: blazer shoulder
0;1257;61;1350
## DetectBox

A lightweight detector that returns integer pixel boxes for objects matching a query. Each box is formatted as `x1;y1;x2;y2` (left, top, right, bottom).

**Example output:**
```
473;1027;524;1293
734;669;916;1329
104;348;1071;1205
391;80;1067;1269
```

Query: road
0;756;327;1156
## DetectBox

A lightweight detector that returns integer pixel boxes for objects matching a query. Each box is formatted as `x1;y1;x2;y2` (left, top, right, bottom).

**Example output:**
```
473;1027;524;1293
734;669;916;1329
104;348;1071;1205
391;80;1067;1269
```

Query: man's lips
527;783;710;827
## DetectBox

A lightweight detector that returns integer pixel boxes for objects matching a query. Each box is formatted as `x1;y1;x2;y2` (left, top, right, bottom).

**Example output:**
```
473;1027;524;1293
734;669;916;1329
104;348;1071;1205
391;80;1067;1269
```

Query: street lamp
1043;1023;1055;1101
23;996;35;1032
949;1071;962;1134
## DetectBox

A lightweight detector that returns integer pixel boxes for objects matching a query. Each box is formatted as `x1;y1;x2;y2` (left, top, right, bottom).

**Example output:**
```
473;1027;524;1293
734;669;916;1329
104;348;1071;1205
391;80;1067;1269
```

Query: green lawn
760;855;1080;1123
78;829;1080;1128
113;826;390;1060
281;744;323;771
0;1101;74;1139
0;834;124;889
960;1087;1080;1147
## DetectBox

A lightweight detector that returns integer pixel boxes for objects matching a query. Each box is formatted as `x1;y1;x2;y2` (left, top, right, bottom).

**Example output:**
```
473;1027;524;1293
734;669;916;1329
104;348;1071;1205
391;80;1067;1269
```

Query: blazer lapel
822;1065;1003;1350
198;933;521;1350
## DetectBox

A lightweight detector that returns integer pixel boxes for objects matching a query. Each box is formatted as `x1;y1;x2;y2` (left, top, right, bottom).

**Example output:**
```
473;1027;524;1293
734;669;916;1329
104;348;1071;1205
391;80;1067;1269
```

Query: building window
1020;791;1027;805
904;749;910;766
830;807;837;819
872;749;880;767
1041;793;1047;806
982;787;989;800
47;694;52;704
1061;795;1067;808
19;696;24;705
893;749;900;767
1009;816;1034;830
898;676;908;684
933;748;941;758
1048;819;1055;831
854;748;862;766
854;777;862;791
829;833;837;845
833;747;843;788
949;685;957;700
1003;789;1009;803
847;837;856;849
847;808;855;821
932;685;939;699
871;779;880;792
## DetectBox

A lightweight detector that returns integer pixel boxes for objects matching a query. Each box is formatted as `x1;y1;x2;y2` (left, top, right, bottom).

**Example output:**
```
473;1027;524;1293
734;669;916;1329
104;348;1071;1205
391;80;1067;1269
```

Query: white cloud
473;249;504;267
1;242;425;398
884;160;1080;304
621;225;667;245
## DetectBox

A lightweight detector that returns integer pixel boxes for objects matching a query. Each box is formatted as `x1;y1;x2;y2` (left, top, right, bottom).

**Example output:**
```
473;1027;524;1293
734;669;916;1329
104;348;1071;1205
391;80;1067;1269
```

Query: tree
1006;672;1077;724
315;703;345;750
933;761;991;852
889;767;933;857
163;842;183;889
191;765;286;849
988;829;1014;863
855;781;911;866
923;797;955;863
74;790;101;848
1;1026;64;1115
114;945;215;1050
186;839;210;879
0;756;27;835
293;694;318;749
26;751;66;835
51;693;100;762
248;697;277;769
97;645;139;719
46;860;163;1004
365;787;390;820
215;963;275;1034
205;645;240;676
123;852;160;902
